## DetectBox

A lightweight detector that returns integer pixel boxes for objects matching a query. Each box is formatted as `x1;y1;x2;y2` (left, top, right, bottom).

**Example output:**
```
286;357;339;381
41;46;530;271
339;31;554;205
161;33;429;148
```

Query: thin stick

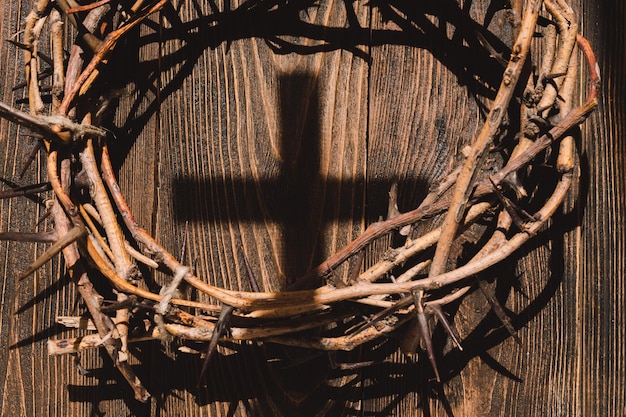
0;101;106;144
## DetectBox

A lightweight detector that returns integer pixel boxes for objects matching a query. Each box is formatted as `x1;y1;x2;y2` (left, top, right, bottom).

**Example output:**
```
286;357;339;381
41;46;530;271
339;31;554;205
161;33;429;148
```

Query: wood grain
0;2;83;416
0;0;623;416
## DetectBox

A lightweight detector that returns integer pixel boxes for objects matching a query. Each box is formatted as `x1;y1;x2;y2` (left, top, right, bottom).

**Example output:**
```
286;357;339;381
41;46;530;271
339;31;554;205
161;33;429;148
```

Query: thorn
474;30;509;68
350;295;413;335
197;304;234;386
241;250;261;292
35;199;55;227
387;183;412;235
411;290;440;382
0;178;48;206
347;250;365;285
12;81;26;92
18;140;44;179
0;230;56;243
19;226;86;281
427;304;463;351
5;39;54;66
12;68;53;91
543;71;568;80
489;177;535;231
21;133;44;139
0;181;51;199
5;39;31;51
477;278;522;346
101;295;138;313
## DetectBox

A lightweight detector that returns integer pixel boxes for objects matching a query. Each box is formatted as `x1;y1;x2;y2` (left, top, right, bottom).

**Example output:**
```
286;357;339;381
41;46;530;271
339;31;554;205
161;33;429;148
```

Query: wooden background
0;0;624;415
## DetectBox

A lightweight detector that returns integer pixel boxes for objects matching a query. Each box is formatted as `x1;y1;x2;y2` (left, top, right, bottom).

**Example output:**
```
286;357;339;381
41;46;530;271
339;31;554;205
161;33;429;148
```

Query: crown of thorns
0;0;598;402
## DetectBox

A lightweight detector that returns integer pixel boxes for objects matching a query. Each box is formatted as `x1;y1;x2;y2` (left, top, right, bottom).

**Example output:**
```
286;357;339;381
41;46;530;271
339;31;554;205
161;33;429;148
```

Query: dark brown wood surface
0;0;623;416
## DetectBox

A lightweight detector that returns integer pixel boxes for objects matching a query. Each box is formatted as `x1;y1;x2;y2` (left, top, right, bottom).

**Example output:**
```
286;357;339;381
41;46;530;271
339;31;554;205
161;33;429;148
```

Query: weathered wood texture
0;0;624;416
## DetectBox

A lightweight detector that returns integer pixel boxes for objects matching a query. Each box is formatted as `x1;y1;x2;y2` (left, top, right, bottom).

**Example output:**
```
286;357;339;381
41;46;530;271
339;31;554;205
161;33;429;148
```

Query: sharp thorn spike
19;140;44;179
72;353;92;376
427;304;463;351
417;313;441;382
544;71;568;81
387;182;401;220
0;230;56;243
0;178;49;207
241;250;261;292
348;250;365;285
19;226;86;281
12;68;53;92
0;181;50;199
328;352;376;370
35;200;54;227
5;39;54;66
5;38;31;51
351;295;413;335
34;52;54;67
100;295;138;313
12;81;27;91
197;304;234;386
412;290;441;382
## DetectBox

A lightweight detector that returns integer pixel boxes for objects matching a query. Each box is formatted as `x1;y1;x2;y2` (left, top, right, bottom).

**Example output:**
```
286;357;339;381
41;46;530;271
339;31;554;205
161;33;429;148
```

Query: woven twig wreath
0;0;598;401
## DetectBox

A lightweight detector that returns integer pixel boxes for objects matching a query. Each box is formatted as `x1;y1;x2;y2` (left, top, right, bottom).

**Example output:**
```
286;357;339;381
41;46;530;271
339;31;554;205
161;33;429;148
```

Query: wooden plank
0;2;81;417
0;1;64;416
579;1;626;415
131;1;371;415
0;0;623;416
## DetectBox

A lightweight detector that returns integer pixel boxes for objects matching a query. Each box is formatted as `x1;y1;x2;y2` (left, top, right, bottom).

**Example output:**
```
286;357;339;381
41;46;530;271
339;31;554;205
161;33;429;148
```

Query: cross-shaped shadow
172;72;422;285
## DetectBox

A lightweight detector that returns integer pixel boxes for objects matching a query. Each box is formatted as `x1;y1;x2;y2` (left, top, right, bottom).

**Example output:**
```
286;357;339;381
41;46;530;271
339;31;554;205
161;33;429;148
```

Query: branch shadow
103;0;512;168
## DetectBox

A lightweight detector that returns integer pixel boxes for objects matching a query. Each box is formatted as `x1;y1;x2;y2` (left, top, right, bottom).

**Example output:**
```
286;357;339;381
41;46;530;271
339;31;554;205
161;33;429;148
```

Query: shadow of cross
173;72;418;287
